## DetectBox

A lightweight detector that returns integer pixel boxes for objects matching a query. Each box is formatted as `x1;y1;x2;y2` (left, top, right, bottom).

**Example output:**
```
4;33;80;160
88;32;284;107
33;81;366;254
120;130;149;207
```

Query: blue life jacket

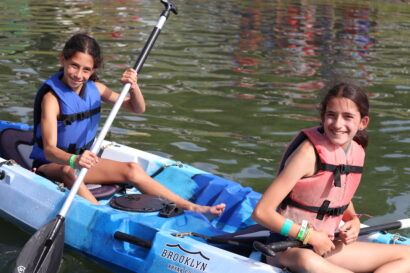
30;71;101;163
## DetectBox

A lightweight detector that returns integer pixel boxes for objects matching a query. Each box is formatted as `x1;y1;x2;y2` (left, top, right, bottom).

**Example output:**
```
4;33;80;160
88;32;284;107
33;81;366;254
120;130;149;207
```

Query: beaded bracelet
296;220;308;241
69;154;77;169
279;219;293;236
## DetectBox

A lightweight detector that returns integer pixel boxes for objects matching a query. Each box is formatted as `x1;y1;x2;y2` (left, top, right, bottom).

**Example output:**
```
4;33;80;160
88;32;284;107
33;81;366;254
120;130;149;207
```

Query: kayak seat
0;128;34;169
86;183;126;199
0;128;125;199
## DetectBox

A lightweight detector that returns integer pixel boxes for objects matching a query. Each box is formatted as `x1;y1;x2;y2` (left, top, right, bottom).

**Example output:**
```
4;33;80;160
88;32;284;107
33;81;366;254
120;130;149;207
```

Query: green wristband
279;219;293;236
69;154;77;169
296;220;308;241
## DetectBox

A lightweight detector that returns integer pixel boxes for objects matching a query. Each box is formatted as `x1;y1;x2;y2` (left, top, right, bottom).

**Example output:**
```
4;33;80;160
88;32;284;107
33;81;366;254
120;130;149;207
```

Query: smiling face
60;52;95;93
322;97;369;150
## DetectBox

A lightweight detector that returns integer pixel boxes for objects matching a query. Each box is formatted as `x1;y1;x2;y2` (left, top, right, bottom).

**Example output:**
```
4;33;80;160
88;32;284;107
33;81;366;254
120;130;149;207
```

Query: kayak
0;119;409;273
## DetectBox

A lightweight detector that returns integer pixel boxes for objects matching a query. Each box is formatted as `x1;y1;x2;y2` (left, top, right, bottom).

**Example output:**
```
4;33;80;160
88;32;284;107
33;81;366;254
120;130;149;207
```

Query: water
1;0;410;271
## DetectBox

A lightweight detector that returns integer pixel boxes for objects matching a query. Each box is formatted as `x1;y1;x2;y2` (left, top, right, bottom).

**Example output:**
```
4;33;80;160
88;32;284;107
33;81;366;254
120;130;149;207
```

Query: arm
252;140;335;256
41;92;72;165
97;68;145;113
41;92;98;169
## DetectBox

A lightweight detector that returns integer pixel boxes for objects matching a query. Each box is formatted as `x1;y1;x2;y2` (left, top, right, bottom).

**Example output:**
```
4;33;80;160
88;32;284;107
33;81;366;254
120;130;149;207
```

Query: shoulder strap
33;84;52;127
278;131;308;174
32;84;53;149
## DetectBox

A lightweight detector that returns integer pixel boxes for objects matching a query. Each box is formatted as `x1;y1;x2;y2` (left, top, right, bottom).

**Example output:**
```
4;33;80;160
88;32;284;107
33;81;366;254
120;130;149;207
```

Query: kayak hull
0;122;279;272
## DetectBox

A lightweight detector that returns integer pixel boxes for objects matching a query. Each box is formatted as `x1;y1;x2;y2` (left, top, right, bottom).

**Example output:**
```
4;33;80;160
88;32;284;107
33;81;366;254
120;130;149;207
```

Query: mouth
330;129;347;136
71;78;83;84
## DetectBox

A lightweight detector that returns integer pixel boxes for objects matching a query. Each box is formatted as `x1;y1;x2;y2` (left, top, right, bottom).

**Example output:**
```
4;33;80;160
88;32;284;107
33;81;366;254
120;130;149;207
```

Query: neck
344;141;352;154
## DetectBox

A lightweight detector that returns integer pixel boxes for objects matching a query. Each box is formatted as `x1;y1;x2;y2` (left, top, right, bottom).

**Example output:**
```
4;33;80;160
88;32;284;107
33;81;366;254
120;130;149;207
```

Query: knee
297;253;324;272
281;249;324;273
400;246;410;263
61;166;76;186
122;162;146;183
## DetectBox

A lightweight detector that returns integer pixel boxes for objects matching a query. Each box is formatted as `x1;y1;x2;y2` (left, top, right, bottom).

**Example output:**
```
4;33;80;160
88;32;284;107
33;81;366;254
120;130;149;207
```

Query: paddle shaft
255;218;410;255
59;1;177;218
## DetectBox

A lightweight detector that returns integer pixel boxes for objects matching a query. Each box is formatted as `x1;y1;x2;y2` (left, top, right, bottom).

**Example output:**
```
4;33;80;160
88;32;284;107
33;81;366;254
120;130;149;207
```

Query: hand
338;217;361;245
76;151;99;169
308;230;335;257
120;68;138;89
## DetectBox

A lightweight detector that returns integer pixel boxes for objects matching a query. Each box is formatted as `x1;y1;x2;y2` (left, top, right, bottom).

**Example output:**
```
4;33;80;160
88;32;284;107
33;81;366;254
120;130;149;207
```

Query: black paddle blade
14;217;65;273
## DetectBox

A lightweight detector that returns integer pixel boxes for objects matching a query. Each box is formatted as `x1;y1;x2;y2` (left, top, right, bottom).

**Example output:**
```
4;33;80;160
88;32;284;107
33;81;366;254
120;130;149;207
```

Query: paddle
13;1;178;272
253;218;410;257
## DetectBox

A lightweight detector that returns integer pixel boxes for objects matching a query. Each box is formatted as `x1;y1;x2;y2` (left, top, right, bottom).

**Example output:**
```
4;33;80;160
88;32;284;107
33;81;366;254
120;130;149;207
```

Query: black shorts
32;159;48;169
32;159;50;178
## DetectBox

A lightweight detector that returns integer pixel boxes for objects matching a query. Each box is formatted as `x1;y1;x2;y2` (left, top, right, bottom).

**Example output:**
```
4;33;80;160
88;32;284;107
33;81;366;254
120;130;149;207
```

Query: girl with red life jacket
32;33;225;216
252;83;410;272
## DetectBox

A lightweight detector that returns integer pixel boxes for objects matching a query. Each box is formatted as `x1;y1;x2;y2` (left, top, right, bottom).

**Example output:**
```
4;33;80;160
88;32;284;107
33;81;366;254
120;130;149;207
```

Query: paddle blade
14;217;65;273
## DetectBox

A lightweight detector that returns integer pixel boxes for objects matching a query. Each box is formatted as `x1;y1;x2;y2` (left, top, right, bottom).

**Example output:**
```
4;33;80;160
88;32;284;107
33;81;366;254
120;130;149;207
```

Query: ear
59;54;65;66
359;116;370;130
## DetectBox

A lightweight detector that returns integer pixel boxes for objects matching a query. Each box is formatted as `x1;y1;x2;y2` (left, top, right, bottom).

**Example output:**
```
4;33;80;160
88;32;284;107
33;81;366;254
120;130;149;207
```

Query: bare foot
193;203;226;216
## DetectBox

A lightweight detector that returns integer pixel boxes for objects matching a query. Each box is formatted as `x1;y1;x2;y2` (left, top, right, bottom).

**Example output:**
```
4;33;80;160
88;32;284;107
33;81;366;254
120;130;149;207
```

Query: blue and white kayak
0;120;409;273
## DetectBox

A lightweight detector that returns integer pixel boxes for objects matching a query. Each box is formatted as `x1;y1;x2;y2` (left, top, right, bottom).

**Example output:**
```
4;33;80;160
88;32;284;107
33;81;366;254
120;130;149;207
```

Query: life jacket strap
34;136;94;155
280;197;349;220
58;106;101;126
317;163;363;187
66;138;94;154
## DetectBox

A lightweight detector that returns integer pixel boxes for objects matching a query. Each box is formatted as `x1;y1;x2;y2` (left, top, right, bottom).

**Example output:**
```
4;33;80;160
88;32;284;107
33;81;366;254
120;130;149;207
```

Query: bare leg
270;240;410;273
38;159;226;215
37;163;99;205
273;248;353;273
326;240;410;273
85;158;226;215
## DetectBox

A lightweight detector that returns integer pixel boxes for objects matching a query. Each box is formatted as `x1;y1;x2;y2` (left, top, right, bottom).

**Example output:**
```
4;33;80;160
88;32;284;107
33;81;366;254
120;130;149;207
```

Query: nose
73;68;83;79
334;115;344;128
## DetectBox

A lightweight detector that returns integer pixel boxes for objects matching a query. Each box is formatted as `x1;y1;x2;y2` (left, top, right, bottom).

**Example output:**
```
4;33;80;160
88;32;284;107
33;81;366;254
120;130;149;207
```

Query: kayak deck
0;135;279;272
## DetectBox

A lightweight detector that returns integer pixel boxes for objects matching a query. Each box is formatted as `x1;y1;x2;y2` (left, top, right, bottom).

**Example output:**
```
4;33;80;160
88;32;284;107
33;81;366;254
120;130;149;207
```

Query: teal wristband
279;219;293;236
69;154;77;169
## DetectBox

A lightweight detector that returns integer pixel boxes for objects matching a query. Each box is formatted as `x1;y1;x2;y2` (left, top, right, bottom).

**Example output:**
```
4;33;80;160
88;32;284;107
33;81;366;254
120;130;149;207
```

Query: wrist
69;154;77;169
296;220;308;241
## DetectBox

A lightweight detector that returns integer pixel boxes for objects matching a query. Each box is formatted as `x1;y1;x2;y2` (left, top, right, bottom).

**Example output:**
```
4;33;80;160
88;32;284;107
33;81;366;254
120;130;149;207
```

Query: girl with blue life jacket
252;83;410;272
30;33;225;216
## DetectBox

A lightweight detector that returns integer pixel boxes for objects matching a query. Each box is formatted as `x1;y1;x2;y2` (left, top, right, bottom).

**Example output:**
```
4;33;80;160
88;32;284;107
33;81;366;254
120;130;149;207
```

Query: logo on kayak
161;243;210;272
16;266;26;273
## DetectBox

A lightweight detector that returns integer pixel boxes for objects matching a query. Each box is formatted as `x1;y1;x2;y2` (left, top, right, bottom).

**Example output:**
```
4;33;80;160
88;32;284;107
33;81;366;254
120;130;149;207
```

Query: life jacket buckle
77;112;86;120
338;164;347;174
63;119;73;126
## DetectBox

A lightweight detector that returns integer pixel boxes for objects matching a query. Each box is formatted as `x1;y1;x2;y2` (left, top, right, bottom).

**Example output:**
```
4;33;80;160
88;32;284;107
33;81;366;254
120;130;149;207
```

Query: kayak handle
114;231;152;249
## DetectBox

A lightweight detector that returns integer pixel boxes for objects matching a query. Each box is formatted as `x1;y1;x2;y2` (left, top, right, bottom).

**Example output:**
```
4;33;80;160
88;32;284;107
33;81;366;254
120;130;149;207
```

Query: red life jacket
277;126;365;237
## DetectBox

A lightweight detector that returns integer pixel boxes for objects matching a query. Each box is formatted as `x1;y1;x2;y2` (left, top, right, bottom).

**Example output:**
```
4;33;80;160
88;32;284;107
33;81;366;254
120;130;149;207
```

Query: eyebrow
70;60;93;70
326;109;357;116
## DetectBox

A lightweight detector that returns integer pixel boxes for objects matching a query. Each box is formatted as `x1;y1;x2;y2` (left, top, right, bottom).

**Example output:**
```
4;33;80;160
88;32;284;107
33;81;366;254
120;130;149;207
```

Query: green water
1;0;410;271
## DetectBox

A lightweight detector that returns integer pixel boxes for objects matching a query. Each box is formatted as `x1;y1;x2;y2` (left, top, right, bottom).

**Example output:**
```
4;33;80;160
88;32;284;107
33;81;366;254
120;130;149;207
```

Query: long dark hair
319;83;370;148
60;33;103;81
